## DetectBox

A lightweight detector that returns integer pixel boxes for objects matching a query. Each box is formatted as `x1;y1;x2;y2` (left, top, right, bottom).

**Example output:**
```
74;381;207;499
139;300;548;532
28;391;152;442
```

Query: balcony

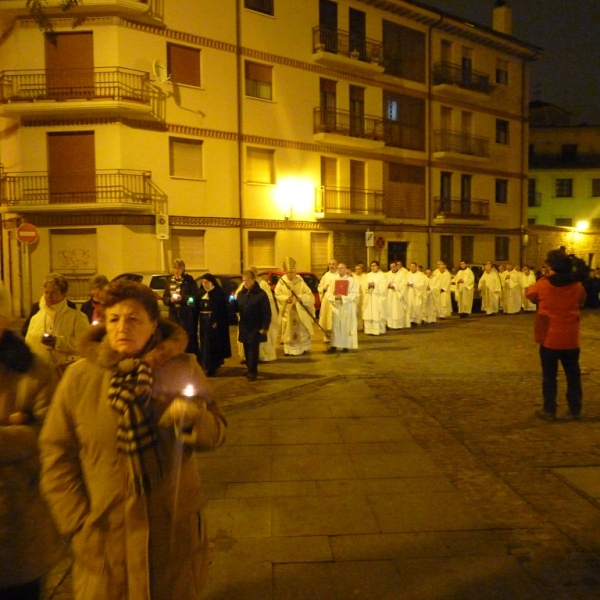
315;186;384;221
313;108;385;150
432;62;494;99
312;26;384;77
529;153;600;168
0;68;164;121
0;169;167;214
433;129;489;161
433;197;489;223
0;0;163;23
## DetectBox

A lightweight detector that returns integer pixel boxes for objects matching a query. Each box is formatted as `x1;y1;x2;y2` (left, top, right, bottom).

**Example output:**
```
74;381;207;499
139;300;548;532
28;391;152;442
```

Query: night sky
429;0;600;125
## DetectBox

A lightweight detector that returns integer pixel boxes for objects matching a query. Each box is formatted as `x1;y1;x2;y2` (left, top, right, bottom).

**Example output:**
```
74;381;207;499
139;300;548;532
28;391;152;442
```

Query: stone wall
524;226;600;269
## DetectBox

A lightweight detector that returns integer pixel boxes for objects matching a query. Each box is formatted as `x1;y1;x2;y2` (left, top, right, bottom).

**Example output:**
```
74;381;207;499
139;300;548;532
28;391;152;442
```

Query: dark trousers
243;342;260;375
539;345;582;415
0;579;41;600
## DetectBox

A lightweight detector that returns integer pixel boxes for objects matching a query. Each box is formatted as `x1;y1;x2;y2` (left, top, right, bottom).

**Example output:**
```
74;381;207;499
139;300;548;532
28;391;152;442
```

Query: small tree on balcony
27;0;81;32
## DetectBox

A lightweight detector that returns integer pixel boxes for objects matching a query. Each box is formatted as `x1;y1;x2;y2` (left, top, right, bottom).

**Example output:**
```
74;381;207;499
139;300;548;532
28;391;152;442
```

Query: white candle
183;384;195;397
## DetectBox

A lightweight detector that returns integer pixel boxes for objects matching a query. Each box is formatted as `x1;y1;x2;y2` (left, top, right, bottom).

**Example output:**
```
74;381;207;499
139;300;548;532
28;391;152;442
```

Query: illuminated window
245;61;273;100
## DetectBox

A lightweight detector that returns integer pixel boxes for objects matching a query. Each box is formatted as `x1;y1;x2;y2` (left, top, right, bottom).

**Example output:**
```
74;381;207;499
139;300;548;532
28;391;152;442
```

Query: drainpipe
236;0;244;272
427;16;444;268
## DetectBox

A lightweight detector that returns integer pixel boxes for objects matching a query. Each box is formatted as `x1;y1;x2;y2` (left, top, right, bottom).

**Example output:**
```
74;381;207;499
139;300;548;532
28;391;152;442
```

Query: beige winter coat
39;319;227;600
0;330;63;589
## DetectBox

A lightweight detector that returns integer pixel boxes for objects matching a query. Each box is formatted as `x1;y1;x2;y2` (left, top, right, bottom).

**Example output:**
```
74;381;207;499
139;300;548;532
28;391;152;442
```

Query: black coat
235;282;271;345
163;273;199;353
197;286;232;372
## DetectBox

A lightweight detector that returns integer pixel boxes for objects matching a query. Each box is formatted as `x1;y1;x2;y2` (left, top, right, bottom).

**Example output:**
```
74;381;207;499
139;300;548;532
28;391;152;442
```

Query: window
495;179;508;204
172;229;205;269
495;236;509;262
440;235;454;268
382;92;425;151
244;0;273;15
527;217;536;225
528;178;540;207
460;236;473;264
169;138;203;179
592;179;600;197
382;20;425;83
496;59;508;85
591;218;600;230
561;144;577;161
247;147;275;184
245;61;273;100
248;231;275;266
555;218;573;227
167;43;201;87
496;119;509;144
555;178;573;197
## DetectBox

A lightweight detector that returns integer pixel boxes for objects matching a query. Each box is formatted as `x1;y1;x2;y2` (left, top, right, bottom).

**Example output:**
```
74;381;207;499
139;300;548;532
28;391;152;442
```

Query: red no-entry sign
16;223;39;245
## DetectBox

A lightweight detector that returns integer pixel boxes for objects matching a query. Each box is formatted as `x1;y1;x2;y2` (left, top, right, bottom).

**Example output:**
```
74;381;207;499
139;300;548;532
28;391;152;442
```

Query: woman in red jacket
525;250;587;421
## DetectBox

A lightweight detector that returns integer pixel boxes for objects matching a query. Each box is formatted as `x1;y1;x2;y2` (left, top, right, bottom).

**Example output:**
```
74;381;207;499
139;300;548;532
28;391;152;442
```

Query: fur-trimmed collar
76;318;189;371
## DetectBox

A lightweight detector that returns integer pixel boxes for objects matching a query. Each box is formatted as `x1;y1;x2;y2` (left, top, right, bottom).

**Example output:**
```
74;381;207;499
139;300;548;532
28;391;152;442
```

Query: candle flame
183;384;195;397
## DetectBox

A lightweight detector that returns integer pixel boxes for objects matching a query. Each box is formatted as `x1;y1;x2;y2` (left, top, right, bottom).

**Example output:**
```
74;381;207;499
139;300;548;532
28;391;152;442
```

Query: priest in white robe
385;261;409;329
406;262;427;325
275;257;315;355
420;268;438;324
453;260;475;317
352;263;368;331
317;259;339;341
478;262;501;315
432;261;453;319
520;265;537;311
325;263;358;352
502;264;522;314
363;260;387;335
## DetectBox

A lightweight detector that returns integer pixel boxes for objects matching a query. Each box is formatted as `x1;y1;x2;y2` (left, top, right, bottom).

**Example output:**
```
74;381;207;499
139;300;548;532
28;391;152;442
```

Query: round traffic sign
16;223;39;245
374;235;385;250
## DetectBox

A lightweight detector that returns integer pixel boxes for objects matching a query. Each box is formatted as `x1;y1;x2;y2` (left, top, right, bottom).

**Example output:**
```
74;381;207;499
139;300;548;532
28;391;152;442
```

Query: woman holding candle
39;279;226;600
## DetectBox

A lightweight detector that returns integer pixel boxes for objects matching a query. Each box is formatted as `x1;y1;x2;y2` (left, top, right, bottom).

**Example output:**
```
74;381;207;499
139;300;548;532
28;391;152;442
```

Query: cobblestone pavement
43;310;600;599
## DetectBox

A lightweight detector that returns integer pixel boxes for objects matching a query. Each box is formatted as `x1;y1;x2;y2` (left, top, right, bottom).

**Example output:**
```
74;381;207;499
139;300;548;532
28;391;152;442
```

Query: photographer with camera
525;249;588;421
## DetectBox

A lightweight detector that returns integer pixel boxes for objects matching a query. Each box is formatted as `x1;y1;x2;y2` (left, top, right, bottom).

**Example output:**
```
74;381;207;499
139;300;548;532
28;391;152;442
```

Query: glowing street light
575;220;589;232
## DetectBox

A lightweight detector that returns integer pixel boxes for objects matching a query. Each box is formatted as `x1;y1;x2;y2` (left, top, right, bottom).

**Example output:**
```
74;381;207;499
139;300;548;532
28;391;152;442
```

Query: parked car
194;273;243;324
256;270;321;316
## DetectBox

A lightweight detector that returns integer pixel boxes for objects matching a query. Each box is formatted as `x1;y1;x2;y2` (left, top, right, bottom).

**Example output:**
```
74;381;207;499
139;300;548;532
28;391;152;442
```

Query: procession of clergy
268;256;536;356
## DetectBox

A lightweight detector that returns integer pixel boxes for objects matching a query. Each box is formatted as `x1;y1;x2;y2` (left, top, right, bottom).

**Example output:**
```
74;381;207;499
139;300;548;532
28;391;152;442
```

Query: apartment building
0;0;539;313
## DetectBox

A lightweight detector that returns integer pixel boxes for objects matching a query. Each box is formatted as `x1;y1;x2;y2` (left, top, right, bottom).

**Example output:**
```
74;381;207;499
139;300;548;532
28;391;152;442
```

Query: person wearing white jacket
25;273;89;376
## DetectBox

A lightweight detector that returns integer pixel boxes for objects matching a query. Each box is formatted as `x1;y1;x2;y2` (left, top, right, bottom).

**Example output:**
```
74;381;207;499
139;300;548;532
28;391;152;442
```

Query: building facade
527;107;600;268
0;0;538;314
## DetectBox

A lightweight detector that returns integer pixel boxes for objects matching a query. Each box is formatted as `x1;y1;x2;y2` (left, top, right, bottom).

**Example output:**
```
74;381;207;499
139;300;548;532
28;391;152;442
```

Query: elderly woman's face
106;299;157;357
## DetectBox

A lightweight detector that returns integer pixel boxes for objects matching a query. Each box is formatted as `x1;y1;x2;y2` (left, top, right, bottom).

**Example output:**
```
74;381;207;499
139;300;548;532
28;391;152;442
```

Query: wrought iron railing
0;67;163;119
314;107;384;141
433;129;489;158
529;153;600;168
0;0;164;19
316;186;384;216
432;62;494;94
0;170;166;209
312;26;383;63
434;197;489;219
383;120;425;151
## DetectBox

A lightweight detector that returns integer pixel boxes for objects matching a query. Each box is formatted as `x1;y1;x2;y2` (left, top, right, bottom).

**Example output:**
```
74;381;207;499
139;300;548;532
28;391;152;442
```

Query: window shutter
248;231;275;267
170;138;203;179
172;229;205;269
247;148;274;183
168;44;200;87
311;232;329;274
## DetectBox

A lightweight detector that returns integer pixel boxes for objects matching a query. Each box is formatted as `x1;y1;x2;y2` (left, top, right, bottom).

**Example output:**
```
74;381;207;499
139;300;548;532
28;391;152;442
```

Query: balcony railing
433;129;489;158
312;26;383;63
432;62;494;95
0;67;163;120
316;186;384;216
0;169;166;209
434;197;489;220
529;153;600;168
383;120;425;152
314;108;384;141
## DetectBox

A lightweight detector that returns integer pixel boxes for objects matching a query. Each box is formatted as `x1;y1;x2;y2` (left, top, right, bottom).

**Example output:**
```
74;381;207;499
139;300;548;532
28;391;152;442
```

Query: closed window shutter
168;44;200;87
173;229;205;269
248;231;275;267
170;138;203;179
247;148;274;183
311;232;329;274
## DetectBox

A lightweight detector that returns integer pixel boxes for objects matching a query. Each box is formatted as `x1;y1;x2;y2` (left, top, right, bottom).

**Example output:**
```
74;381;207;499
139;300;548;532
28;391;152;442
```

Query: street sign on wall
16;223;39;245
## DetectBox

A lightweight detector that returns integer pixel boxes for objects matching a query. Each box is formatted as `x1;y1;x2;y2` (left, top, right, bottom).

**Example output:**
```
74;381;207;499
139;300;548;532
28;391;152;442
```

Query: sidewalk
44;310;600;599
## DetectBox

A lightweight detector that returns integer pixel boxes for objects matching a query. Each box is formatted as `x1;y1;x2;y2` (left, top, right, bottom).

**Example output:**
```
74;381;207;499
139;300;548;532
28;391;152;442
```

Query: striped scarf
108;359;162;496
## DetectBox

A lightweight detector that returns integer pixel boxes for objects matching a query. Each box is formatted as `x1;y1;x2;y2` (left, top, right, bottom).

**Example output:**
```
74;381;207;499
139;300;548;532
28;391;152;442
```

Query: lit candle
183;384;195;397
